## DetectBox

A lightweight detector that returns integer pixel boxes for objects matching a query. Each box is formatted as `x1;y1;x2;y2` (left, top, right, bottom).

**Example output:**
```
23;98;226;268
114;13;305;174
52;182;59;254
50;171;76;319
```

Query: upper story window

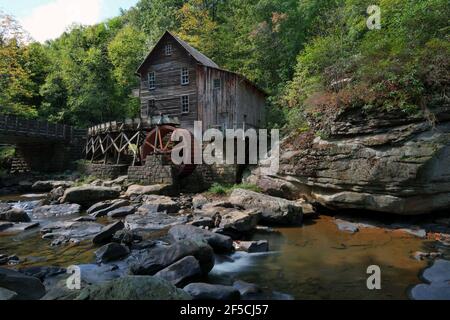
181;68;189;85
165;44;173;56
213;78;221;90
148;72;155;90
181;95;189;113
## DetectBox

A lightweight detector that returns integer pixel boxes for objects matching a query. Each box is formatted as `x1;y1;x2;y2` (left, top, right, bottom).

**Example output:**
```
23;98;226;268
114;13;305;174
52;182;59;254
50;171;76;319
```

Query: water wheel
141;125;197;178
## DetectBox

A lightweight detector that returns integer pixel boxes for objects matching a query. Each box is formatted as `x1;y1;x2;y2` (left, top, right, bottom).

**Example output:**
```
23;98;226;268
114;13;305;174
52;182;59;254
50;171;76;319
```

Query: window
213;79;221;90
165;44;173;56
148;72;155;90
181;68;189;85
147;99;155;116
181;95;189;113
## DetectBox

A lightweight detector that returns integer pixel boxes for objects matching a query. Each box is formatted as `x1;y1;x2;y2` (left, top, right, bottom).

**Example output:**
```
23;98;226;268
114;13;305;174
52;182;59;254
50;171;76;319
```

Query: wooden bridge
0;114;85;173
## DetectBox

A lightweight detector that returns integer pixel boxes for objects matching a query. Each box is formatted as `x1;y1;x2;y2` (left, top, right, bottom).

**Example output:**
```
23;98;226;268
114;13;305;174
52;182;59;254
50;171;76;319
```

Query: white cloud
20;0;104;42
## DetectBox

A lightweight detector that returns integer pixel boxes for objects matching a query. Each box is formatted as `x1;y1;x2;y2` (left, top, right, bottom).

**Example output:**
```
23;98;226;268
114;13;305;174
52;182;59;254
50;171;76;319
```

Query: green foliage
208;183;262;196
0;146;15;172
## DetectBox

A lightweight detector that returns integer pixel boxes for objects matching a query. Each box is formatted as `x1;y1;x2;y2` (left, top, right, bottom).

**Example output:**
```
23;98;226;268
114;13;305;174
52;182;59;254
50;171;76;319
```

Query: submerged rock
0;207;30;223
335;219;360;234
61;186;120;207
411;260;450;300
169;225;233;253
41;221;103;241
76;276;191;300
183;283;240;300
229;189;303;225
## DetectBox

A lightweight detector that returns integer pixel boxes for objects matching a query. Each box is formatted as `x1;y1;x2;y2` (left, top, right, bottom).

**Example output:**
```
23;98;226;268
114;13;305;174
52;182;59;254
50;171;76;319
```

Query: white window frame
165;44;173;56
181;95;189;114
148;72;155;90
181;67;189;85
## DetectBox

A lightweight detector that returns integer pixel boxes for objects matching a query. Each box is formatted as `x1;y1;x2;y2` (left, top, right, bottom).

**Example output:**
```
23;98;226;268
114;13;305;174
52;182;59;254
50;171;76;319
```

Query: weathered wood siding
139;37;198;130
197;66;265;132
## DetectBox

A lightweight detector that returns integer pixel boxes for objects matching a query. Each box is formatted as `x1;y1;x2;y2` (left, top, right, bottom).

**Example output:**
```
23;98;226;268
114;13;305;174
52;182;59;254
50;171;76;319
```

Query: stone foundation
80;163;129;179
127;155;174;185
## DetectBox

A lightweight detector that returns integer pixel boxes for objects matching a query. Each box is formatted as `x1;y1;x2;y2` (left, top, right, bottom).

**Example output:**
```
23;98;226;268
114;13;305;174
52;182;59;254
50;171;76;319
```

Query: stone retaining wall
80;163;129;179
127;155;173;185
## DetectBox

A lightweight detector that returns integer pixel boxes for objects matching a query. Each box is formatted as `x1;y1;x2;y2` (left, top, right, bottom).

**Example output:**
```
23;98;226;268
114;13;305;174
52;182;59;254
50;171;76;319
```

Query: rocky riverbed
1;176;450;300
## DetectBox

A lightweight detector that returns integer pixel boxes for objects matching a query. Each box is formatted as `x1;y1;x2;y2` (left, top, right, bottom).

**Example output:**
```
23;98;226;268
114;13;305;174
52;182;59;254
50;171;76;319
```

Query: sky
0;0;139;42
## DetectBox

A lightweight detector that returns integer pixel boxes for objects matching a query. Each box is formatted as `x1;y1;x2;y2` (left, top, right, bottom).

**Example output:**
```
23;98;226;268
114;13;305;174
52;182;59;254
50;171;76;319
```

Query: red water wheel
141;125;197;178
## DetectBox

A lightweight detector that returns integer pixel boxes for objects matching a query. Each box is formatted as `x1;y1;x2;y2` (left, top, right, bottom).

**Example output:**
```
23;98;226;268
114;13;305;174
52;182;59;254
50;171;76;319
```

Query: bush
207;183;262;196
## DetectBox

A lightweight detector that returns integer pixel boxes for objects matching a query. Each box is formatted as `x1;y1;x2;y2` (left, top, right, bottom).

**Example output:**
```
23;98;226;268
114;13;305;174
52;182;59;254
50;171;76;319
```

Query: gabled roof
136;31;219;74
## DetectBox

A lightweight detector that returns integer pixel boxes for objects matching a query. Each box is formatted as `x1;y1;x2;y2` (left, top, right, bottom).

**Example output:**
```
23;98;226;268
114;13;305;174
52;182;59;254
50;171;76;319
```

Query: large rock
139;195;180;214
410;260;450;300
125;212;187;232
125;184;174;198
169;225;233;253
32;204;81;219
129;240;214;276
219;209;260;233
92;221;124;245
32;180;74;192
61;186;120;207
0;207;30;223
229;189;303;225
246;108;450;215
155;256;202;287
87;199;130;218
76;276;191;300
183;283;240;300
95;243;130;263
107;206;136;218
0;267;46;300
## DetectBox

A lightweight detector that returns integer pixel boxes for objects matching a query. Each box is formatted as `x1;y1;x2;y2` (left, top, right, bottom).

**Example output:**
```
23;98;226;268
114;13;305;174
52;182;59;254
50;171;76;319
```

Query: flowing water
0;194;440;300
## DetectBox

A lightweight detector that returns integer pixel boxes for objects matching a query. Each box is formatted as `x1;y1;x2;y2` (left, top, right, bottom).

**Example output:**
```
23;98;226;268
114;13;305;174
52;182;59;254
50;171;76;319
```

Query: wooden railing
0;114;83;141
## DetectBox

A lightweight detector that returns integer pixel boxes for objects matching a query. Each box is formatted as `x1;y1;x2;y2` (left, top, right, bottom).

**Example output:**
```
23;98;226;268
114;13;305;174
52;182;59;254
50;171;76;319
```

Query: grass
207;183;262;196
74;175;98;187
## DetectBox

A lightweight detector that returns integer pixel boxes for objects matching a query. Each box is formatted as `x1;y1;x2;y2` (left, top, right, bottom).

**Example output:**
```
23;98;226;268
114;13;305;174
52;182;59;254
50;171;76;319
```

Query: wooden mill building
136;31;267;132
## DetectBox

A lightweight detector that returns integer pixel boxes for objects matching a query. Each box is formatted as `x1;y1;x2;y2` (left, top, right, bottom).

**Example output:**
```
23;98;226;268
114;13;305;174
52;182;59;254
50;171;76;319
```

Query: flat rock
125;184;174;198
0;207;30;223
4;222;39;233
41;221;103;240
32;204;81;219
229;189;303;225
61;186;120;207
0;222;13;231
155;256;202;287
219;209;261;233
92;221;125;245
139;195;180;214
169;225;233;253
32;180;74;192
108;206;136;218
183;283;240;300
0;287;18;300
76;276;191;300
125;212;187;232
192;194;208;209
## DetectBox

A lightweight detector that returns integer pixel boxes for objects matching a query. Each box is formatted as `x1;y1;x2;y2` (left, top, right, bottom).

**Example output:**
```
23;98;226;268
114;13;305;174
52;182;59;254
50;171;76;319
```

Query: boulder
32;204;81;219
87;199;130;218
76;276;191;300
219;209;260;233
192;194;208;209
0;203;12;214
125;212;187;232
155;256;202;287
0;207;30;223
139;195;180;214
95;243;130;263
183;283;240;300
0;267;46;300
169;225;233;253
229;189;303;225
92;221;124;245
32;180;74;192
125;184;174;198
245;110;450;215
108;206;136;218
112;229;142;246
233;280;262;296
234;240;269;253
61;186;120;207
129;240;214;276
189;217;215;228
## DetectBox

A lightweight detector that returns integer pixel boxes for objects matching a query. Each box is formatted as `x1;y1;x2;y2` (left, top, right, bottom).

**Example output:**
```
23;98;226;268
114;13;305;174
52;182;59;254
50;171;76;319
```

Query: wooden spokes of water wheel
141;125;197;178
